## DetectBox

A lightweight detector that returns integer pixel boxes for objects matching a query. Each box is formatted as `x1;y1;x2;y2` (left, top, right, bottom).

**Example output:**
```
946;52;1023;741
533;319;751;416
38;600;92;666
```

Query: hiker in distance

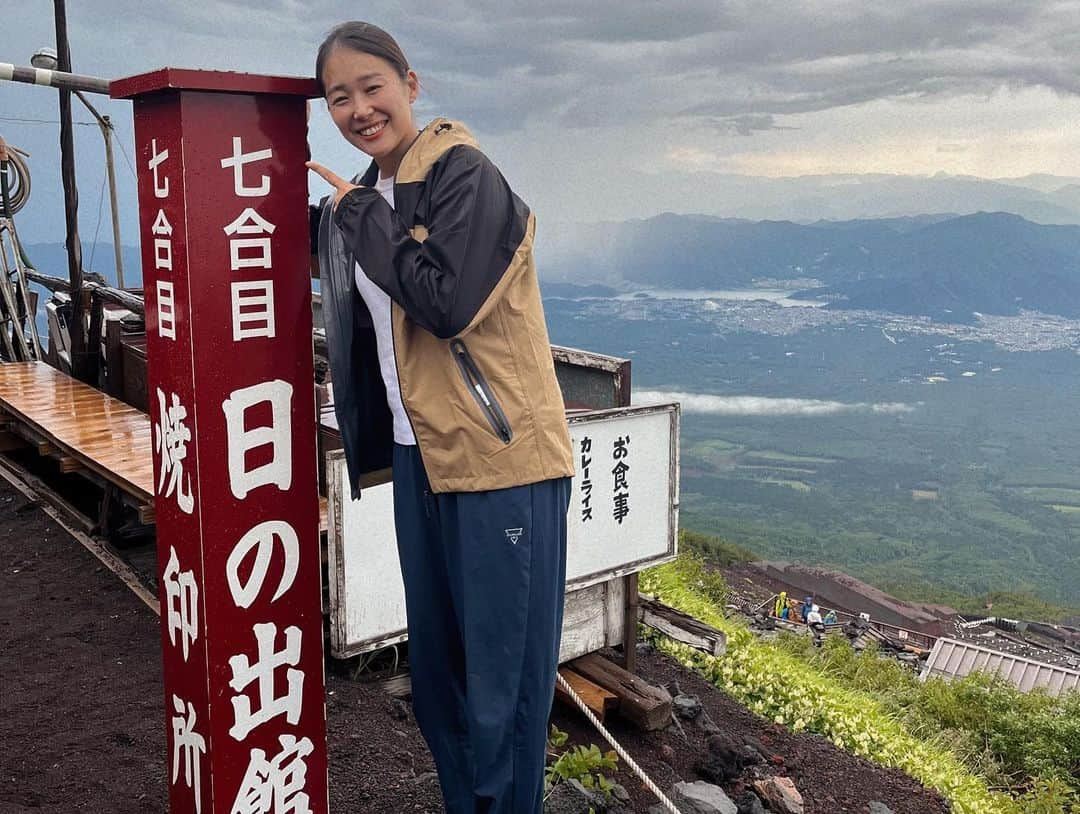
307;21;575;814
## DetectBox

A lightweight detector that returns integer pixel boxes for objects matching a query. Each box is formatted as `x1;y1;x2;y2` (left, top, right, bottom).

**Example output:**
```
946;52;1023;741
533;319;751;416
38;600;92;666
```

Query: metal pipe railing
0;62;110;95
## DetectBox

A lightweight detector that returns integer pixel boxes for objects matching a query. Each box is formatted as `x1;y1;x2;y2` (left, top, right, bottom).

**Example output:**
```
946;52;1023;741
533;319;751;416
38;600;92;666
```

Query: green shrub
679;528;758;567
641;554;1080;814
545;725;619;801
1019;778;1078;814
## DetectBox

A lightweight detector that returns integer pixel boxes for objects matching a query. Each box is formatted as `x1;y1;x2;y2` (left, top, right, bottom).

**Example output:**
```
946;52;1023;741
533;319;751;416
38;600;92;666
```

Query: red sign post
112;70;327;813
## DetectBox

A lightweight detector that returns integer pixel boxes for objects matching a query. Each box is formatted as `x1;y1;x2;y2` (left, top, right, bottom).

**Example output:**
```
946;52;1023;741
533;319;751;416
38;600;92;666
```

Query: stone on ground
673;693;704;720
544;778;610;814
735;791;767;814
667;780;738;814
695;733;750;784
752;776;805;814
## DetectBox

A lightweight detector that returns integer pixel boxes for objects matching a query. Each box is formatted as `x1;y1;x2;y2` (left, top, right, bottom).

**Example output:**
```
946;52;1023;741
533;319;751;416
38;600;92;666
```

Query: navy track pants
392;443;571;814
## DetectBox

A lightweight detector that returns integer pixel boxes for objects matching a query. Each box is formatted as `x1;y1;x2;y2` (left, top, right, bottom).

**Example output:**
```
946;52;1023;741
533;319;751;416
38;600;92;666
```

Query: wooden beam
622;573;640;672
555;666;618;723
138;503;156;525
86;291;105;386
37;441;58;456
568;652;672;731
104;317;126;399
25;269;145;315
558;578;626;665
97;484;116;536
58;455;82;474
639;597;727;657
382;674;412;700
0;430;28;451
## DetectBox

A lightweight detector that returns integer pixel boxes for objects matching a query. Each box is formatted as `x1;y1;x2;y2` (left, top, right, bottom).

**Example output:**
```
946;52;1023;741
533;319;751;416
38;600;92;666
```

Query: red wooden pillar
112;69;327;813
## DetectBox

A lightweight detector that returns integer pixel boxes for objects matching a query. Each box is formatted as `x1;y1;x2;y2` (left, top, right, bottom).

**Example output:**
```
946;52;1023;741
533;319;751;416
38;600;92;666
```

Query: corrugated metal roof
921;637;1080;696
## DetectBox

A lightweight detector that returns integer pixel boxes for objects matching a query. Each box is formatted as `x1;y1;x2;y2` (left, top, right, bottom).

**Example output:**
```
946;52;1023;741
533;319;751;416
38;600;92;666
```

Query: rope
87;173;107;272
555;671;682;814
0;144;38;274
0;115;98;127
110;130;139;182
0;144;31;215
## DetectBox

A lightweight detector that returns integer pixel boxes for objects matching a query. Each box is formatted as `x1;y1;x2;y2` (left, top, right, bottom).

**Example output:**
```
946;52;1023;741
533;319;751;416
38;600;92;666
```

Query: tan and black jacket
318;118;574;497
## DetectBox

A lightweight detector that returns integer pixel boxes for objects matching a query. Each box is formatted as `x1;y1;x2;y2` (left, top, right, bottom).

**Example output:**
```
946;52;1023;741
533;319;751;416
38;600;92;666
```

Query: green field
1010;486;1080;503
736;464;819;475
547;297;1080;605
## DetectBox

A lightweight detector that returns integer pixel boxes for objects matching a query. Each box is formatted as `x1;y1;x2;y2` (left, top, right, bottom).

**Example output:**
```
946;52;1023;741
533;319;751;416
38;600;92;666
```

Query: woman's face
322;46;419;173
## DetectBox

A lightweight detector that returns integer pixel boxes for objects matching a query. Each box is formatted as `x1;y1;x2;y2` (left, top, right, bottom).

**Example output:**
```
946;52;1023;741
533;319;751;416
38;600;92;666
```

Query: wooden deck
0;362;327;530
0;362;154;506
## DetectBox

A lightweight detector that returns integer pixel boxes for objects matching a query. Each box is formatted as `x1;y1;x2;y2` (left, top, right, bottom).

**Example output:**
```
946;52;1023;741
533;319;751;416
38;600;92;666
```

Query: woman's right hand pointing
306;161;360;210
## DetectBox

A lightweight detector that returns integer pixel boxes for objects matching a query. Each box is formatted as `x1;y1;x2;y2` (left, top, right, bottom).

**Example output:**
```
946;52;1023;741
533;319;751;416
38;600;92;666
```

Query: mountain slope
539;212;1080;319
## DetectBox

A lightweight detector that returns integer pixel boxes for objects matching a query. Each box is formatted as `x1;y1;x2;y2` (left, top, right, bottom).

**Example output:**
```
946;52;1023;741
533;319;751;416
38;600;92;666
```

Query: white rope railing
555;671;682;814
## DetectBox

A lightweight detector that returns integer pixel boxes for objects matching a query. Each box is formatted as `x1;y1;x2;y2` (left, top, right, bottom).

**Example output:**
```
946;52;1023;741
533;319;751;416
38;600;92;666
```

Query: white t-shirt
353;174;416;445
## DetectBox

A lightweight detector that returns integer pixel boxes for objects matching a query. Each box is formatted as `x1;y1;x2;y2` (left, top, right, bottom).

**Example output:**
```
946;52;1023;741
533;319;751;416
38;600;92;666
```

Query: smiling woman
308;21;575;814
313;24;419;188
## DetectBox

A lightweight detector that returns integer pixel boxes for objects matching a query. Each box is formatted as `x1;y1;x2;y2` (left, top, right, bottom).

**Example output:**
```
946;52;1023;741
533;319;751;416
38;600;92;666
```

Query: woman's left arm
330;145;528;339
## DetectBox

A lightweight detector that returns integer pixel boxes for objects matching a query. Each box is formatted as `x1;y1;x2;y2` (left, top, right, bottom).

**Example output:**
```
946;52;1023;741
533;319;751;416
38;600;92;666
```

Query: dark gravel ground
555;646;949;814
0;477;948;813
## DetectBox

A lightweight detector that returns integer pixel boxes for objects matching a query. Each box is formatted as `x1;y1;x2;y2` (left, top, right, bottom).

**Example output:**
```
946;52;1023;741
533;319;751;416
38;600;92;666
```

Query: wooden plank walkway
0;362;327;530
0;362;154;503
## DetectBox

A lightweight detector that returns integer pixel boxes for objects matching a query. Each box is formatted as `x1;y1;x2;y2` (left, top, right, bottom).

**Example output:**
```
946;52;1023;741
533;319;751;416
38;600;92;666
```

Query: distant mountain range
529;170;1080;228
537;211;1080;321
22;209;1080;324
12;166;1080;246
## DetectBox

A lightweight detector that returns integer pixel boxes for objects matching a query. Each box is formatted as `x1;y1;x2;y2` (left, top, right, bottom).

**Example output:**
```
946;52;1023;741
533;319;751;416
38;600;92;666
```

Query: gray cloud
710;114;798;136
7;2;1078;134
391;0;1080;131
4;1;1080;244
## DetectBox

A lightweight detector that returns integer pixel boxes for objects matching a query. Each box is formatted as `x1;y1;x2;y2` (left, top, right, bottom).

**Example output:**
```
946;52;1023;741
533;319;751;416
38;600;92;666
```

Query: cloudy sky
3;1;1080;245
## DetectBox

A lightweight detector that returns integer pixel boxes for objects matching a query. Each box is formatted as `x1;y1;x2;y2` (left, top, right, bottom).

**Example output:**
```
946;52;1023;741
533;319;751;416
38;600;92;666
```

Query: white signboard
327;403;679;657
326;480;401;656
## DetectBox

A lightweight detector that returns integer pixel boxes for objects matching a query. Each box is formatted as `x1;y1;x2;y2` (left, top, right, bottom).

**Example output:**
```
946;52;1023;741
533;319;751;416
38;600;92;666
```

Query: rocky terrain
0;477;951;813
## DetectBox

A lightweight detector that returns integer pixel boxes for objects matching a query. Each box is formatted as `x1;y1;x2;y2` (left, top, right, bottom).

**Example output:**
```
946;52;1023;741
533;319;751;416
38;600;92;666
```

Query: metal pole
70;93;125;290
102;117;124;288
0;62;110;95
54;0;88;380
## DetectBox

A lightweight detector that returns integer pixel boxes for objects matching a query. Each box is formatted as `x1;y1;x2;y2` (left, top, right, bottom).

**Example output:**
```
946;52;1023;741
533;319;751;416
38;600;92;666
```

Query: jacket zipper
449;339;513;444
381;120;439;482
350;121;467;495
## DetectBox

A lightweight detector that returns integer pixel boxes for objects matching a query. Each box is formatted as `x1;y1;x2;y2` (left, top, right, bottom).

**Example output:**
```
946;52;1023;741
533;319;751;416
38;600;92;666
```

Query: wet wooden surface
0;362;154;501
0;362;328;531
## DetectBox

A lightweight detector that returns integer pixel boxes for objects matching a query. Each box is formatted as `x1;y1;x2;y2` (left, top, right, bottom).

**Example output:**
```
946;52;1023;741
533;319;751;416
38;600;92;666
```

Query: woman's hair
315;22;410;94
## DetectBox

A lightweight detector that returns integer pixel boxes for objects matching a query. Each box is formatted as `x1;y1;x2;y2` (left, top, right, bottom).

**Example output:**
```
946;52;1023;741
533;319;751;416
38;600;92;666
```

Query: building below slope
921;636;1080;696
737;560;1080;690
950;616;1080;671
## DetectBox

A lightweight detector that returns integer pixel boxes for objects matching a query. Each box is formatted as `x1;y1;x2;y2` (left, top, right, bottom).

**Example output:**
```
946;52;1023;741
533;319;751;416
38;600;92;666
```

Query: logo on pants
504;527;524;545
